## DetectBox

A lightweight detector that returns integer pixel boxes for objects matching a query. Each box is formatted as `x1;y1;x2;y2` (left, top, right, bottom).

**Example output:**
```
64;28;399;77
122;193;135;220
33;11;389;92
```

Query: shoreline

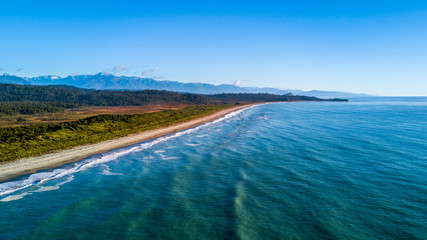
0;103;261;183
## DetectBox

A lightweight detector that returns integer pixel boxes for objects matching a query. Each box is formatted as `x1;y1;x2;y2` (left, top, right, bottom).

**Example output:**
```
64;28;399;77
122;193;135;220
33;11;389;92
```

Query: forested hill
207;93;347;103
0;83;210;106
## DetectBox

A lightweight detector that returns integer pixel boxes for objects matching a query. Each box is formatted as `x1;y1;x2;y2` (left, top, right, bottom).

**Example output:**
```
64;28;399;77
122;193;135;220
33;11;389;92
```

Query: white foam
56;176;74;186
142;155;155;160
32;186;60;192
256;115;269;120
0;183;33;197
101;164;122;176
0;192;31;202
196;134;208;138
185;143;201;146
161;157;179;160
154;151;180;161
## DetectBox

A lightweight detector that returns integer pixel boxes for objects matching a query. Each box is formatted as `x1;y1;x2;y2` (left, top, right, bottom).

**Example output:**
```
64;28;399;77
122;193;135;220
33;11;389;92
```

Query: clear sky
1;0;426;96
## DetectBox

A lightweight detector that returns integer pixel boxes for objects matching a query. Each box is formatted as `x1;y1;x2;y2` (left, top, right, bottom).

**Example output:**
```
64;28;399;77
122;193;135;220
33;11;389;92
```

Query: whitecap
0;192;31;202
185;143;201;146
142;155;155;160
101;164;122;176
32;186;60;192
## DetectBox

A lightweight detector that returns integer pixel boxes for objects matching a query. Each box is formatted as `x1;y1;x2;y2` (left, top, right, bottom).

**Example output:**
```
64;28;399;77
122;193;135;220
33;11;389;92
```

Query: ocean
0;98;426;239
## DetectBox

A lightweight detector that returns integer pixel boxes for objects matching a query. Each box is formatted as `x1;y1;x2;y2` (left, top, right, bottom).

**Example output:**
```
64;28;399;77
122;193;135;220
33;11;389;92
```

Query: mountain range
0;73;370;98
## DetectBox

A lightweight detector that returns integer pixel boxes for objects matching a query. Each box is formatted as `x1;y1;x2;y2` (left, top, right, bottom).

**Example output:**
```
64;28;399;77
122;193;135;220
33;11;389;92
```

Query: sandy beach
0;104;260;182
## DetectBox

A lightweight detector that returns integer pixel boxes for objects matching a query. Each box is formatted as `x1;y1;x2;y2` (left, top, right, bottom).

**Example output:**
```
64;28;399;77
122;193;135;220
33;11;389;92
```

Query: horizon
5;71;427;97
1;1;426;96
6;71;427;97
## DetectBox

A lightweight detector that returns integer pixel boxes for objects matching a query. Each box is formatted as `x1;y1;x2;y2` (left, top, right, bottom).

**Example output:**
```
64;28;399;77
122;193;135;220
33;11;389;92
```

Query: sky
1;0;426;96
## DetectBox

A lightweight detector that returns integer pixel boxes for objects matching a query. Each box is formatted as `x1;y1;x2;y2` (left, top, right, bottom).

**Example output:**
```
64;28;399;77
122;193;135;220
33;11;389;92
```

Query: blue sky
1;0;426;96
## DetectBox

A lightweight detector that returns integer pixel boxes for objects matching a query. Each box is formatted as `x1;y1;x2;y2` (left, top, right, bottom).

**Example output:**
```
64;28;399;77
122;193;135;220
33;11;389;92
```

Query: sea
0;97;426;240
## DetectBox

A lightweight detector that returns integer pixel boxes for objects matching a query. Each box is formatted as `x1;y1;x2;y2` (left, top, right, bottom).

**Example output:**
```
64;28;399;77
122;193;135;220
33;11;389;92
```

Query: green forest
207;93;346;103
0;101;79;115
0;105;231;163
0;83;210;106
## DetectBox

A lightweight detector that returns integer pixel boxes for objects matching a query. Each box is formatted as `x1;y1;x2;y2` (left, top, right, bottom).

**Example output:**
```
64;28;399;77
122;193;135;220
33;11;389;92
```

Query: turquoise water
1;98;426;239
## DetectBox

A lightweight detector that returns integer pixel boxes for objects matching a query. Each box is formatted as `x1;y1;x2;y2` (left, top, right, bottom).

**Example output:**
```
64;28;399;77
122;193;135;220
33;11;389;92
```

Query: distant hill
0;73;370;98
0;83;210;106
0;74;32;85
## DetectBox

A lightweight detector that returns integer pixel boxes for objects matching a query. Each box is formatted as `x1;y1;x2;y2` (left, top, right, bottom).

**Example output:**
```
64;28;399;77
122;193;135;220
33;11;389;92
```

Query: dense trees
0;102;78;115
0;105;231;163
0;83;210;106
207;93;347;103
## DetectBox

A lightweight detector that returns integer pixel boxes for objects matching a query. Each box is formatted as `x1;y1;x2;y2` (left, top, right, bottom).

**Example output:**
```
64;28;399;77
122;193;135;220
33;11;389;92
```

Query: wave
185;143;201;146
32;186;60;192
0;192;31;202
155;151;180;161
101;164;123;176
0;175;75;202
0;105;257;199
196;134;209;138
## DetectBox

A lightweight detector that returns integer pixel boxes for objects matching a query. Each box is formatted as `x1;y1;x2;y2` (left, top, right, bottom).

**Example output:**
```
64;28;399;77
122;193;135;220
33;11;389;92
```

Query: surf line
0;103;264;184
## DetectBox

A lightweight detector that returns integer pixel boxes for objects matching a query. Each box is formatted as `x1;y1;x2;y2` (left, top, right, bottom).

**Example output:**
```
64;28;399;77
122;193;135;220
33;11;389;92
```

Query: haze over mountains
0;73;370;98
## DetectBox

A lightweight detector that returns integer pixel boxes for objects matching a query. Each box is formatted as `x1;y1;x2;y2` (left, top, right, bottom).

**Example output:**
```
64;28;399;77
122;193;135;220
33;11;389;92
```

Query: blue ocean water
0;98;426;239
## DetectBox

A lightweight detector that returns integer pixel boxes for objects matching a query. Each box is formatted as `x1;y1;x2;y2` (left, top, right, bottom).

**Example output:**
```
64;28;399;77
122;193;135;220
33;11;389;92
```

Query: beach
0;104;259;182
